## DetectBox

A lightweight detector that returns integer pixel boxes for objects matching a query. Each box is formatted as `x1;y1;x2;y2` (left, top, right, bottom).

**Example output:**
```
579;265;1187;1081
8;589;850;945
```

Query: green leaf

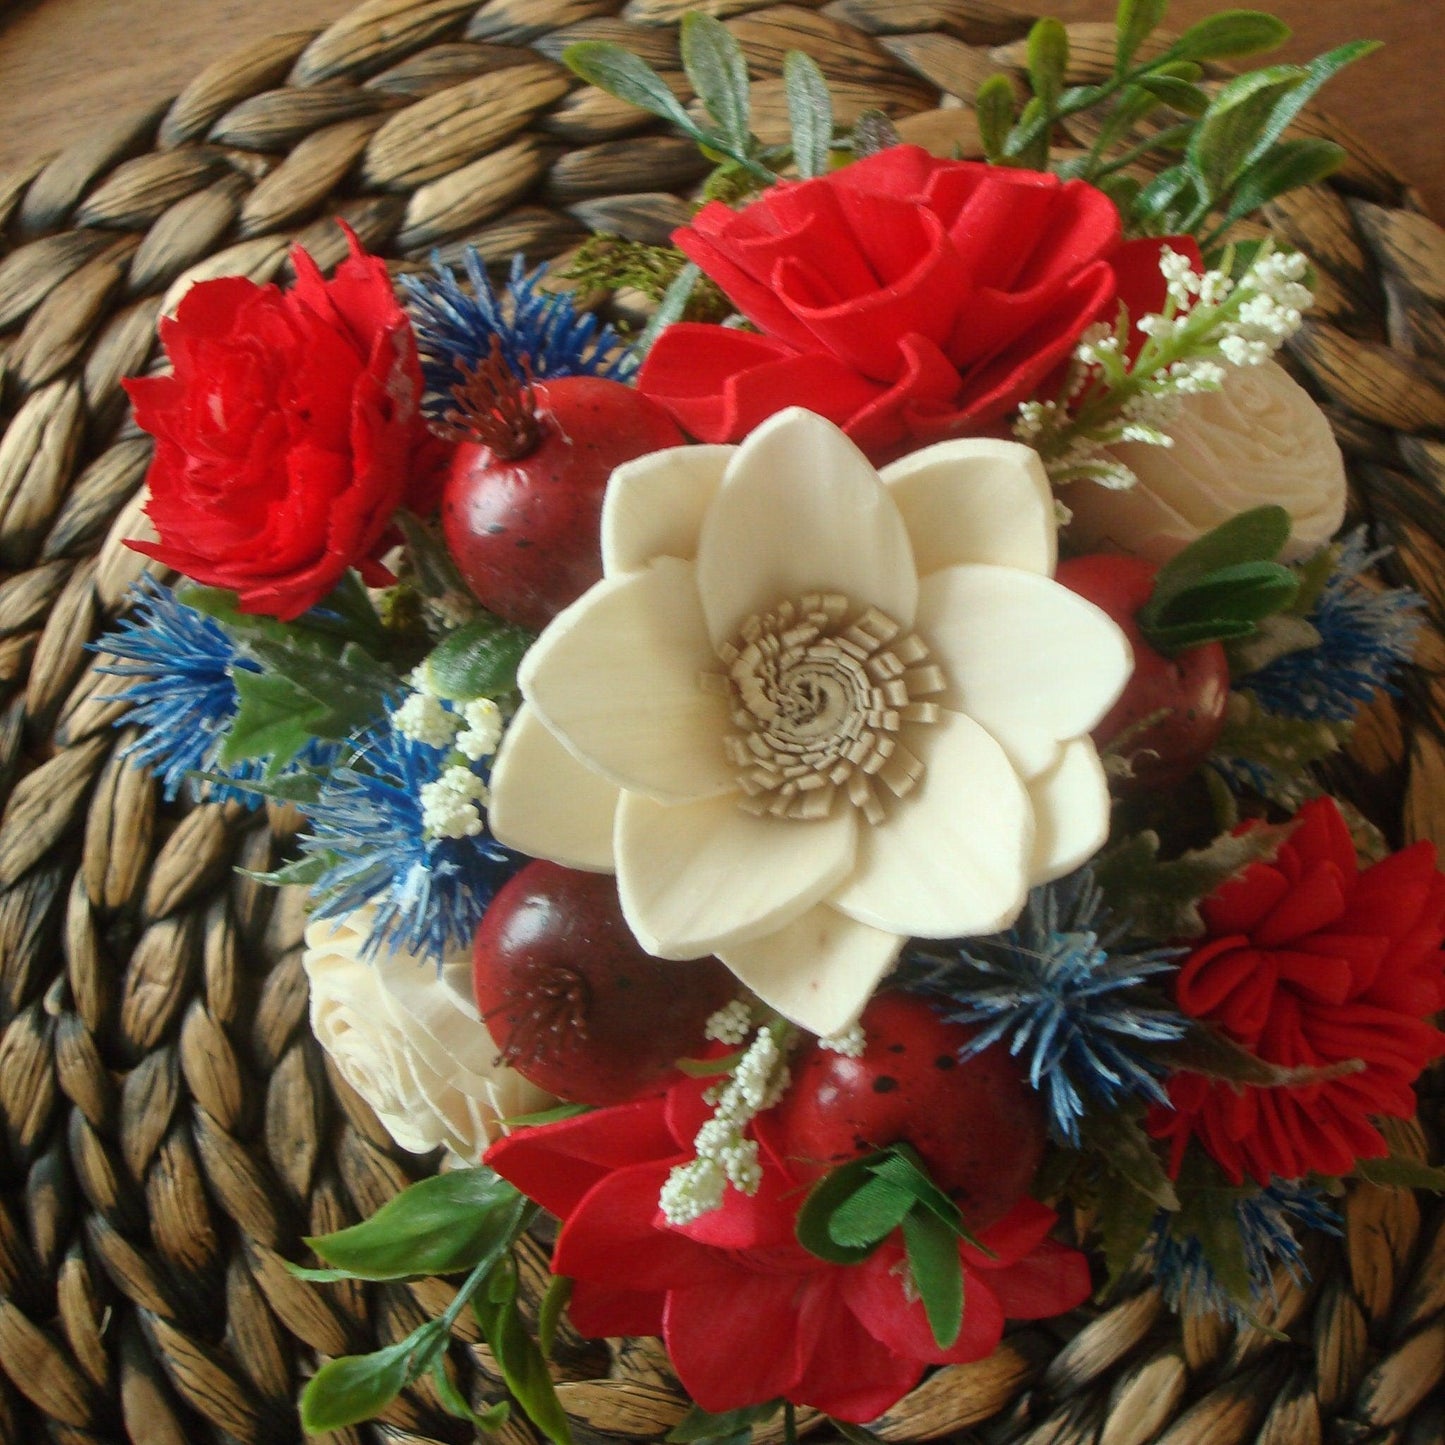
300;1328;442;1432
1216;693;1350;778
1149;1022;1366;1090
1165;10;1291;64
1083;1110;1179;1211
668;1402;782;1443
902;1208;964;1350
796;1157;887;1265
867;1146;988;1249
222;668;323;768
1224;611;1324;677
1147;507;1292;615
1132;164;1195;225
502;1102;594;1128
1144;559;1300;654
1010;96;1051;168
1027;17;1069;110
1241;40;1382;170
303;1169;532;1281
1187;67;1307;197
828;1177;915;1249
975;73;1016;163
194;769;324;807
538;1274;572;1358
1094;824;1291;940
432;1355;510;1429
237;852;332;888
681;13;751;149
1223;137;1347;224
636;260;703;357
1354;1154;1445;1192
475;1281;574;1445
563;41;699;135
1115;0;1169;74
423;614;535;701
1170;1150;1254;1305
784;49;833;179
1135;72;1211;116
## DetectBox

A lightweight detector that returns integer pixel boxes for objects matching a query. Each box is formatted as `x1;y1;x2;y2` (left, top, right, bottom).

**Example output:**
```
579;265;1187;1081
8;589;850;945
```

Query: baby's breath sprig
1016;241;1312;488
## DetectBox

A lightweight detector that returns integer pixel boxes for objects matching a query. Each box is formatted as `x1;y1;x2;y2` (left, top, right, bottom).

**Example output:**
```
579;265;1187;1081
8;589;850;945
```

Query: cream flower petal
917;563;1132;779
717;906;904;1036
601;444;736;577
519;557;735;803
881;438;1056;578
829;708;1032;939
1027;736;1113;883
487;703;619;871
615;790;857;959
695;408;919;648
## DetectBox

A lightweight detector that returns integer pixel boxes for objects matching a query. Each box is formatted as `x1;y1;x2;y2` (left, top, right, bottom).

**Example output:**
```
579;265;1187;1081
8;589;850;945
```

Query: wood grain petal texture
0;1;1444;1443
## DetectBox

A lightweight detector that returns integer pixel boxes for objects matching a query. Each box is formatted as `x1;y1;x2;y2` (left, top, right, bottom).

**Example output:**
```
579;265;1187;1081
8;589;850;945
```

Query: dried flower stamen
437;336;540;457
707;593;945;825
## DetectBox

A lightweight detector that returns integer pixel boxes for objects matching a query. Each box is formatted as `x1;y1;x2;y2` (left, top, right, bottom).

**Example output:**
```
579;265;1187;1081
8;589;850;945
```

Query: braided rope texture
1;2;1444;1441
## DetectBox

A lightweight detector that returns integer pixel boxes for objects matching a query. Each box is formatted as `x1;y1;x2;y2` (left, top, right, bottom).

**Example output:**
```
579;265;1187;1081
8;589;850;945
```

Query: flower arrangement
99;2;1445;1438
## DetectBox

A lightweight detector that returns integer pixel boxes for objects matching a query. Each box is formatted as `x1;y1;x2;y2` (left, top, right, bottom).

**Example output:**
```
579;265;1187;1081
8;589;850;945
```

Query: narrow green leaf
432;1355;510;1428
636;260;703;357
1115;0;1169;74
902;1208;964;1350
1355;1154;1445;1192
1223;137;1347;224
503;1102;593;1128
1165;9;1291;63
476;1289;574;1445
1135;73;1211;116
1132;164;1195;225
1149;1022;1365;1090
867;1146;988;1249
538;1274;573;1358
1186;67;1307;196
194;769;323;807
1010;95;1052;168
303;1169;531;1281
668;1401;783;1443
1027;17;1069;110
564;41;699;134
299;1330;440;1432
784;50;833;179
681;13;752;149
796;1157;886;1265
236;852;332;888
828;1178;914;1249
1242;40;1382;171
974;73;1016;163
1146;506;1293;616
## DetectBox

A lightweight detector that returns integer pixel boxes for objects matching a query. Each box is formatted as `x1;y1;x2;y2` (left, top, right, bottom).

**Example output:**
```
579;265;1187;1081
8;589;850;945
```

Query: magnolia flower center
706;593;945;825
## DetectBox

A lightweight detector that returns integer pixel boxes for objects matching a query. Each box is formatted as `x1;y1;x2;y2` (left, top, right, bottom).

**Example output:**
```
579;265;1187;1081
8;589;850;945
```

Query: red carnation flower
125;226;435;620
635;145;1179;458
486;1075;1090;1423
1150;797;1445;1184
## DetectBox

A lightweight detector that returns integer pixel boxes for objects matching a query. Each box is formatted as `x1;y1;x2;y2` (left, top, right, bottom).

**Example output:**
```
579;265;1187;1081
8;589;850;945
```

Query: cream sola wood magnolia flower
488;409;1133;1036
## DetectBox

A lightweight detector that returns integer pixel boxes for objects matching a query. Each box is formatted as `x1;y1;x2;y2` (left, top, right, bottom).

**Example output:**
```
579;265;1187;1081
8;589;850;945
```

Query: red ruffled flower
126;227;434;620
1150;797;1445;1184
486;1076;1090;1423
636;145;1176;458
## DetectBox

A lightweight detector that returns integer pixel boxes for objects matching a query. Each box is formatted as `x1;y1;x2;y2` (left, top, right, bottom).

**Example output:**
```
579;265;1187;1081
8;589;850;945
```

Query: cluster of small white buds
393;690;460;749
455;697;504;761
659;1020;792;1225
820;1024;865;1058
704;998;754;1046
419;765;491;839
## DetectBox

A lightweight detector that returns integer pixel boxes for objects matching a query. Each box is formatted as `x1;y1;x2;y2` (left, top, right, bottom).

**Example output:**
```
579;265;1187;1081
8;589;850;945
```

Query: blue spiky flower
1242;530;1424;723
301;711;519;962
1145;1181;1340;1322
897;870;1189;1144
97;580;337;805
401;251;636;423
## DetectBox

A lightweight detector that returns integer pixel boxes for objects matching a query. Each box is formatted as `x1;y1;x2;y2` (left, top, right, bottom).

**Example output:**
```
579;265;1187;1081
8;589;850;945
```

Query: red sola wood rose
636;145;1179;458
1149;797;1445;1184
485;1075;1089;1422
124;227;438;620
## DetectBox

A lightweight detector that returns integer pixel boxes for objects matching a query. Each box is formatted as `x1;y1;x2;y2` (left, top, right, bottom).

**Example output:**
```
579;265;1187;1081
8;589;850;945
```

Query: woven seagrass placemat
1;3;1444;1443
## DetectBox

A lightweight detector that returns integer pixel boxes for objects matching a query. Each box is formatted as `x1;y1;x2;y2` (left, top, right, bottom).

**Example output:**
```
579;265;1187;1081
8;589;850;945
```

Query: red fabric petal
568;1280;667;1339
791;1278;923;1423
977;1240;1092;1319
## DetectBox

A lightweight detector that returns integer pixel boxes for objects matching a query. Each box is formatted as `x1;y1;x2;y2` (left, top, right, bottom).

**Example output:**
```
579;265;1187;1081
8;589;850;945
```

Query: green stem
783;1402;798;1445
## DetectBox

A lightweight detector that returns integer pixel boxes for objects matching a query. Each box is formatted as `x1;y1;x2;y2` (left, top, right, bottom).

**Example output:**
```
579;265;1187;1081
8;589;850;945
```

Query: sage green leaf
1115;0;1169;73
423;613;535;700
1217;693;1350;778
828;1177;915;1249
394;509;474;603
1166;9;1291;63
975;73;1016;163
1242;40;1382;170
302;1169;532;1281
1132;164;1194;224
300;1328;442;1432
1136;73;1211;116
681;13;751;149
564;41;699;135
902;1208;964;1350
1187;67;1307;197
1224;137;1347;223
637;260;702;356
1096;1182;1160;1293
1027;17;1069;110
476;1286;574;1445
784;50;833;179
668;1401;783;1443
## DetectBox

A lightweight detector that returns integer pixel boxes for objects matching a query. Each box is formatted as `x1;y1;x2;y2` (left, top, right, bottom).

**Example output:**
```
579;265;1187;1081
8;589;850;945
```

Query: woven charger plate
2;1;1445;1442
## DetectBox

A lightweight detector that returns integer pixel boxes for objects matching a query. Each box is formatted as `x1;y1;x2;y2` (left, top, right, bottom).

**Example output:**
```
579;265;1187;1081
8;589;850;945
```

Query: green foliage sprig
979;0;1379;245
